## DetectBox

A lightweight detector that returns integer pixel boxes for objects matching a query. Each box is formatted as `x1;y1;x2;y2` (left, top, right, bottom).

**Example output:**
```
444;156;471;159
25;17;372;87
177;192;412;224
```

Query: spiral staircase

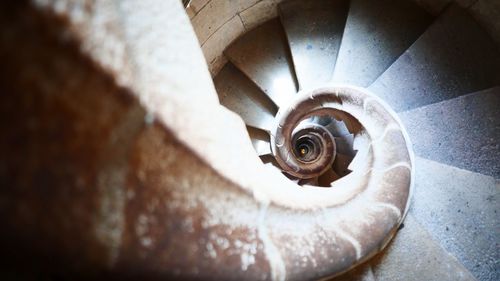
0;0;498;280
201;0;500;280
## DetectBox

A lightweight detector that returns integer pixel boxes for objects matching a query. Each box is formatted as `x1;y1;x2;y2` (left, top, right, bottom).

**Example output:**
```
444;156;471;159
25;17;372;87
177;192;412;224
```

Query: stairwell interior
188;0;500;280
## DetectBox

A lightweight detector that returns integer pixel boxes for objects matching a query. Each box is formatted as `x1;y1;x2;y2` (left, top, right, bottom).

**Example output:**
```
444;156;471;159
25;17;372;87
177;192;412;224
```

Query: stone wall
187;0;500;78
187;0;287;76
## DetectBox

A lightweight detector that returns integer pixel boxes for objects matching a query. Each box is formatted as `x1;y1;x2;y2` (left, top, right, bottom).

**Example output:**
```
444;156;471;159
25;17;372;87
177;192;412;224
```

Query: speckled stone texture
280;0;349;90
328;214;486;281
214;63;277;132
2;0;498;280
411;157;499;281
332;0;432;87
224;18;298;107
190;0;287;76
328;213;479;281
191;0;260;44
369;4;500;112
370;215;476;281
0;9;272;274
0;1;417;280
399;87;500;178
0;1;270;279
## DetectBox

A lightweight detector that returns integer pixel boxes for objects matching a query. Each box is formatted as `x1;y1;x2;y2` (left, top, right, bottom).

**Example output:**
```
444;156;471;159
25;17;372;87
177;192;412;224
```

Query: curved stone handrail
0;0;413;280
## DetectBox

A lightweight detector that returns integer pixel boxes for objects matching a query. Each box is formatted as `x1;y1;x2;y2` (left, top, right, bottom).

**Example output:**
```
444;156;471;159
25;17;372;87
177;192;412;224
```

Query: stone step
332;0;432;87
369;4;500;112
398;86;500;178
329;214;476;281
370;214;476;281
224;18;298;108
410;156;499;281
279;0;349;90
214;63;277;132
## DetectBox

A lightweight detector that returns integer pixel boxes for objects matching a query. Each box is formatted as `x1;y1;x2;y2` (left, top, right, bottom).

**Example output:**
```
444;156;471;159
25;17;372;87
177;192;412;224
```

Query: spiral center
293;135;321;163
270;87;365;182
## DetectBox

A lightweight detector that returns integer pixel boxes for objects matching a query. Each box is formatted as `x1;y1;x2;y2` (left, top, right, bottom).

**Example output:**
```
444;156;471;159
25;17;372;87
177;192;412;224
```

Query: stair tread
411;157;499;281
214;63;277;132
318;168;340;187
224;18;297;108
325;118;351;137
247;126;272;156
370;214;476;281
399;86;500;178
334;134;355;157
369;4;500;112
333;152;353;177
279;0;348;90
332;0;432;87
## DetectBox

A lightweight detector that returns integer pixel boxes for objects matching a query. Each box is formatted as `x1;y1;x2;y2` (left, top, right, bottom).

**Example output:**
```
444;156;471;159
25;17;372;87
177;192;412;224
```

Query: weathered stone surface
0;1;417;280
0;6;272;277
224;18;297;108
215;63;277;131
116;124;271;280
411;157;499;281
371;215;476;281
399;87;500;178
373;166;411;212
332;0;432;87
240;0;283;31
189;0;210;14
201;15;245;76
191;0;259;44
9;0;498;280
369;4;500;112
